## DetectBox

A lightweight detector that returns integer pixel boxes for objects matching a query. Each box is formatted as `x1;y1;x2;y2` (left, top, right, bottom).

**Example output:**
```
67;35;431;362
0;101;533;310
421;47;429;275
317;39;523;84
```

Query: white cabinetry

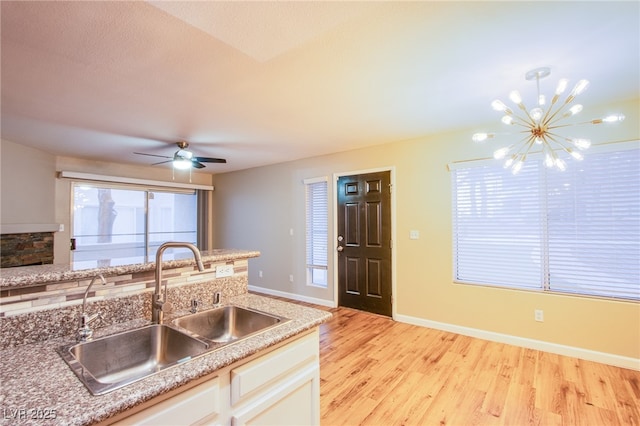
230;329;319;425
116;377;222;426
110;329;320;426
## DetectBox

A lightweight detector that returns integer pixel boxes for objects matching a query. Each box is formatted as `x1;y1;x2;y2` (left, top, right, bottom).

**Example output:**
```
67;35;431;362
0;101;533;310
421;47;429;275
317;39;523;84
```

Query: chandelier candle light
472;67;625;174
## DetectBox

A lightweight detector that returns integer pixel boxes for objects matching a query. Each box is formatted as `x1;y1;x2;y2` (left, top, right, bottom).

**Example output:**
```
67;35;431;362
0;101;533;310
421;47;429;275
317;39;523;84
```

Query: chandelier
472;67;625;174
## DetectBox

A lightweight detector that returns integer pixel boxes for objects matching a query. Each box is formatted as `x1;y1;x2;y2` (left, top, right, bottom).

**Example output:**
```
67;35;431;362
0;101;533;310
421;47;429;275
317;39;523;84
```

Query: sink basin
59;324;209;395
173;305;287;343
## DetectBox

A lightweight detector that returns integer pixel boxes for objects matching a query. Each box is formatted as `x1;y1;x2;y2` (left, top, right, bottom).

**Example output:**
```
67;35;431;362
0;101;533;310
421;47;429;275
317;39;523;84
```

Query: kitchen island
0;250;331;425
0;293;331;425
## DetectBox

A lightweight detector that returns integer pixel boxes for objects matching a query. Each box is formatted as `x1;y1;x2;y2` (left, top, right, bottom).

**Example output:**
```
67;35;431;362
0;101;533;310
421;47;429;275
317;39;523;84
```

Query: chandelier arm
510;114;536;128
518;106;538;127
541;95;562;124
545;132;581;158
512;135;536;158
541;102;571;129
545;120;591;131
542;139;556;158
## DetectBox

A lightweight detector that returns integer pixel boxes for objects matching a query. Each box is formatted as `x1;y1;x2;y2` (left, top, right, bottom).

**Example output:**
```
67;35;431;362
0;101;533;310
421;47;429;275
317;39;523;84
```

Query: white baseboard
248;285;336;308
395;314;640;371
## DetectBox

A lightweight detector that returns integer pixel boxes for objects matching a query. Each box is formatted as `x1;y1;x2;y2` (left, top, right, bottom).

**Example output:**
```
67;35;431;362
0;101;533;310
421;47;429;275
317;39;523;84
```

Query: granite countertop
0;293;332;426
0;249;260;289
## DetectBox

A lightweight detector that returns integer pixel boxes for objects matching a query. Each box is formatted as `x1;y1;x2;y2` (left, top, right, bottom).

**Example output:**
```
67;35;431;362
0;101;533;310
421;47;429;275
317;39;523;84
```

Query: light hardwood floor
262;295;640;425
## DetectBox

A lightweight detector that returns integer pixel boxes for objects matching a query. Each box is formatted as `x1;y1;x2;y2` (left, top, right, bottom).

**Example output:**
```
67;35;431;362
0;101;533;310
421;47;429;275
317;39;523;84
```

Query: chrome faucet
77;274;107;342
153;242;204;324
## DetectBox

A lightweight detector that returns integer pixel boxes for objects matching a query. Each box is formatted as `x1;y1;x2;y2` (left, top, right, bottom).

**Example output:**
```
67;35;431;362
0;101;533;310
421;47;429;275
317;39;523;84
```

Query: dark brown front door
337;171;392;317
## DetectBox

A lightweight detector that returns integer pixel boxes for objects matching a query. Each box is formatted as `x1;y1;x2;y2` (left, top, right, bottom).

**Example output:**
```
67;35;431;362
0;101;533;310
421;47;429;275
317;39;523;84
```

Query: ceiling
1;1;638;174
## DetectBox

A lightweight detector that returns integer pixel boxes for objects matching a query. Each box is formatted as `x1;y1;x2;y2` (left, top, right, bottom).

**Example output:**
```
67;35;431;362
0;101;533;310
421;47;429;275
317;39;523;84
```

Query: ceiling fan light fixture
172;158;192;170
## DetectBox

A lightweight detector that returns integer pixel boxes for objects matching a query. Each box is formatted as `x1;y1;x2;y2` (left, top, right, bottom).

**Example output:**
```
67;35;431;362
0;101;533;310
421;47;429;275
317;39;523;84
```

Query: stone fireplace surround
0;231;54;267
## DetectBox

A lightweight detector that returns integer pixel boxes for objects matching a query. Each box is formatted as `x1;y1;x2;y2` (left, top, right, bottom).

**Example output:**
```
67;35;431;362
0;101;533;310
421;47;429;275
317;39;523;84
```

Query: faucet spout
153;242;204;324
78;274;107;342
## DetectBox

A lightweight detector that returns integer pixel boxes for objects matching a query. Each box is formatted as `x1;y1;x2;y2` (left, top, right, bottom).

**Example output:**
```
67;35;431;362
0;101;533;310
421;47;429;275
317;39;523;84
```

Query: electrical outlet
409;230;420;240
259;270;263;278
534;309;544;322
215;264;234;278
289;274;294;282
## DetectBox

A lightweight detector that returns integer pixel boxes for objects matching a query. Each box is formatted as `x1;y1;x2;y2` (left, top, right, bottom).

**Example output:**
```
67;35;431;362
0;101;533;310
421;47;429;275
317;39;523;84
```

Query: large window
72;183;197;266
451;144;640;300
304;177;329;288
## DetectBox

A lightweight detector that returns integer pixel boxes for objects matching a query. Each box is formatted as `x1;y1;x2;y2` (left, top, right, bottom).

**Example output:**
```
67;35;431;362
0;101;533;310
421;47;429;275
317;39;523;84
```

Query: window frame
450;142;640;301
304;176;329;288
70;181;199;265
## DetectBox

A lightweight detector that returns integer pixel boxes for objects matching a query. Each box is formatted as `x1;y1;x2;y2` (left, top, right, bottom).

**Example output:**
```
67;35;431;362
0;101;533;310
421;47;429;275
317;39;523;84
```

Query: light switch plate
409;230;420;240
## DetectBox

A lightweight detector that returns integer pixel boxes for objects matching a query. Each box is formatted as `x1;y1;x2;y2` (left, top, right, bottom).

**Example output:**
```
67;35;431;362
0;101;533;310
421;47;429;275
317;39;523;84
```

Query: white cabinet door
231;365;319;426
229;330;320;426
113;377;221;426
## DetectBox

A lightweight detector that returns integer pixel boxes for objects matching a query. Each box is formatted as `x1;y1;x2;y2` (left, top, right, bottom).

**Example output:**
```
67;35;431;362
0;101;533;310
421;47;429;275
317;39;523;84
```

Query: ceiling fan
134;141;227;169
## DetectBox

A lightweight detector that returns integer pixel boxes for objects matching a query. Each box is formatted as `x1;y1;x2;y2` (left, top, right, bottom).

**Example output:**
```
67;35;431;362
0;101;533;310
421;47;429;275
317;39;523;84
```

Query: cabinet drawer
231;329;318;405
116;376;221;426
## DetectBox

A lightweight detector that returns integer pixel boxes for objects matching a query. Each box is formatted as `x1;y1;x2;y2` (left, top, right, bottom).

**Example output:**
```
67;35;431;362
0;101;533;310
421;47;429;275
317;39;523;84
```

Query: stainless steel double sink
58;305;289;395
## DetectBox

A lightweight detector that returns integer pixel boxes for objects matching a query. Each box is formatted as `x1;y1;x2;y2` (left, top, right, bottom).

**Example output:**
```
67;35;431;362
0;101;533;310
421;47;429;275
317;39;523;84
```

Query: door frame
332;166;397;320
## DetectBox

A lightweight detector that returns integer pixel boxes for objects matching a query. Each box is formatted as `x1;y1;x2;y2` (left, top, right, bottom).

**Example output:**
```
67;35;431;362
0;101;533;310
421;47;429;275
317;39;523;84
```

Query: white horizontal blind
452;145;640;300
305;178;328;287
452;161;543;289
545;149;640;299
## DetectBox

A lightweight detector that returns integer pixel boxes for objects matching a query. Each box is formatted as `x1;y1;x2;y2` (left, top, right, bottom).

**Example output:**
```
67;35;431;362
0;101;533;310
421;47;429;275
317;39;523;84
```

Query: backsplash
0;232;54;267
0;259;249;349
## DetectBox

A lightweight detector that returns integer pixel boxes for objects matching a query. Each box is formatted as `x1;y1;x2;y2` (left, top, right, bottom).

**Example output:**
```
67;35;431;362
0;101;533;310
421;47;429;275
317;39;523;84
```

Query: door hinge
390;239;393;248
389;183;393;194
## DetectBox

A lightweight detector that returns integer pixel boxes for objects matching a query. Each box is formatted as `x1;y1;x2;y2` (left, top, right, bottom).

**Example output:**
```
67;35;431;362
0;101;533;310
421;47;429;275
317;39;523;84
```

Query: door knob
337;246;344;252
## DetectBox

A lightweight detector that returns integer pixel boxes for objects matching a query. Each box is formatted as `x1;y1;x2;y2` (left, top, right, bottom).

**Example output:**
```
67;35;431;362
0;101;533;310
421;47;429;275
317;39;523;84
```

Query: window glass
451;145;640;300
72;184;197;265
305;178;329;288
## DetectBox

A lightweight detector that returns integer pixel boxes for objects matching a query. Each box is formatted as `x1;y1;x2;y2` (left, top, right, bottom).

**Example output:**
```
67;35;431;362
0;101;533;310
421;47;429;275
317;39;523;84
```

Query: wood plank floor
260;295;640;425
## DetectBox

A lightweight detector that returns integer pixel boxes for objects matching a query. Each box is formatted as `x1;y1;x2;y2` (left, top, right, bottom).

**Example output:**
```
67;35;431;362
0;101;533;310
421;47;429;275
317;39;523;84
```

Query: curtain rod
58;171;214;191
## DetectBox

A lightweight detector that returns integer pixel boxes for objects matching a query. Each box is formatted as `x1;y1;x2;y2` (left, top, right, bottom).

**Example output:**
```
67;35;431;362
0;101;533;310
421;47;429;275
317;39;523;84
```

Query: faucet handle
190;299;199;314
213;292;222;306
77;312;102;342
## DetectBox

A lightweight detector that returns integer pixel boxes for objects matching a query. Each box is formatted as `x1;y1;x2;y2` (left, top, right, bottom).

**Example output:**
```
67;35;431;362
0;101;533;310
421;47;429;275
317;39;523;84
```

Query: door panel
337;171;392;317
346;257;359;294
345;203;360;246
367;258;382;297
366;201;382;246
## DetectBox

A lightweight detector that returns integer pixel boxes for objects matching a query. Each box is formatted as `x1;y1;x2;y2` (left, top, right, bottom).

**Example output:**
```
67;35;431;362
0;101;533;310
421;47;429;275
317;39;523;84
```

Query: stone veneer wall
0;259;248;349
0;232;54;267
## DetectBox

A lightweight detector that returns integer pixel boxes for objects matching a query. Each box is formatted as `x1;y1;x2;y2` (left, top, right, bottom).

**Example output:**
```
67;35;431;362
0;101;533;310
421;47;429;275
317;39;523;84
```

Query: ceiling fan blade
191;160;206;169
194;156;227;163
151;160;172;166
134;152;172;159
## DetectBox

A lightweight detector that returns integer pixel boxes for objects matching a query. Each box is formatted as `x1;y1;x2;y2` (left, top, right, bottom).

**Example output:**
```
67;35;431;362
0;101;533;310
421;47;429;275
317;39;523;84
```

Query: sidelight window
304;177;329;288
451;143;640;300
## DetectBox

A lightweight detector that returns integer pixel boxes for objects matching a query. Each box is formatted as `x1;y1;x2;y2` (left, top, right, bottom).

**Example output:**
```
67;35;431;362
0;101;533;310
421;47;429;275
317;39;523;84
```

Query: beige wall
212;98;640;360
2;98;638;360
1;139;56;225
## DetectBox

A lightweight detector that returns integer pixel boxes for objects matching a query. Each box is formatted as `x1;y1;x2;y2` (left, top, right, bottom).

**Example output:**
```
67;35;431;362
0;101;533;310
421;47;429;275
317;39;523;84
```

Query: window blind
452;161;544;289
452;145;640;300
304;178;328;287
545;149;640;299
